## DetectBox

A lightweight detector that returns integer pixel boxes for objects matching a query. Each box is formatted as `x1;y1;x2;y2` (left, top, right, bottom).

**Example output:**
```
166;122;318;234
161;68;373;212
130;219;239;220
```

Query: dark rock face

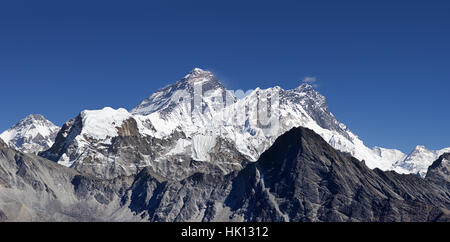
0;138;7;149
1;127;449;221
39;116;82;162
221;128;450;221
426;153;450;192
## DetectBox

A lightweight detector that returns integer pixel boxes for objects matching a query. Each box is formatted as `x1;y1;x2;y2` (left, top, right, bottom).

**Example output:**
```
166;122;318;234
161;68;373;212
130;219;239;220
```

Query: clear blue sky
0;0;449;153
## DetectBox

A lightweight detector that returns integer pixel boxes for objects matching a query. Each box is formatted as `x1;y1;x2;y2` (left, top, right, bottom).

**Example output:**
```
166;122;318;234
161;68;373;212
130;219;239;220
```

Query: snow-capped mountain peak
0;114;60;154
183;67;214;81
414;145;428;151
131;67;235;117
293;83;326;104
393;145;450;177
294;82;314;91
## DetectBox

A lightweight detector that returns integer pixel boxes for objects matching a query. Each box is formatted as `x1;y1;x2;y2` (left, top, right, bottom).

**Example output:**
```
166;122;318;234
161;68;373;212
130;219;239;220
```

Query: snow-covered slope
131;68;237;138
0;114;60;154
393;145;450;177
373;146;407;168
205;84;406;170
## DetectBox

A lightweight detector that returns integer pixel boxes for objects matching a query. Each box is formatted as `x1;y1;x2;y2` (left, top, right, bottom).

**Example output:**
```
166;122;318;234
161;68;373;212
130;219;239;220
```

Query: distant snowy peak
393;145;450;177
183;67;215;81
293;83;327;107
131;67;236;117
0;114;60;154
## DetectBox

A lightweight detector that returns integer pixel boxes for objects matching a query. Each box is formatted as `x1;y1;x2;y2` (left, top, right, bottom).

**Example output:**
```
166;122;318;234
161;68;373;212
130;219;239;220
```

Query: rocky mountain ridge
1;127;449;222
